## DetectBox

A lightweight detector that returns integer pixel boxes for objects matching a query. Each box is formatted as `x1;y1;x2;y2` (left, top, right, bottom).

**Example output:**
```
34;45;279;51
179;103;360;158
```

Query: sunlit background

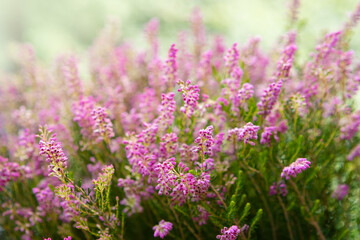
0;0;359;68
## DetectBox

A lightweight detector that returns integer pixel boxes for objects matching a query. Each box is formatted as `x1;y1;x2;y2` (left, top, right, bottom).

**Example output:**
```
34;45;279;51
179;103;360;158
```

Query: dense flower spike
0;156;20;191
194;125;215;156
177;79;200;118
260;126;279;145
163;44;178;86
257;80;283;117
153;220;173;239
216;225;241;240
224;43;240;74
237;122;260;146
281;158;311;180
157;92;176;127
91;107;115;143
39;127;68;177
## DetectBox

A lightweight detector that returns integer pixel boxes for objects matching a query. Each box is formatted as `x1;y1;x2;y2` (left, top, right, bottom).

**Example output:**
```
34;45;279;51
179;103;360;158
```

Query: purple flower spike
153;220;173;239
216;225;241;240
281;158;311;180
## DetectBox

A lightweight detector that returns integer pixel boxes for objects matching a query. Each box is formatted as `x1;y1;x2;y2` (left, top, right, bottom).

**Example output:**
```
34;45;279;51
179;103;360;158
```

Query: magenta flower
238;122;260;146
0;156;20;191
177;79;200;118
224;43;240;74
216;225;241;240
157;92;176;127
194;125;215;156
153;220;173;238
91;107;115;143
39;128;68;176
281;158;311;180
257;80;283;117
260;126;279;145
163;44;178;86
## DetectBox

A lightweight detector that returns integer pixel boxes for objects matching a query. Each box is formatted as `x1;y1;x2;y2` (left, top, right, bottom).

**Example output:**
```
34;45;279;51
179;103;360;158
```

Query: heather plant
1;2;360;240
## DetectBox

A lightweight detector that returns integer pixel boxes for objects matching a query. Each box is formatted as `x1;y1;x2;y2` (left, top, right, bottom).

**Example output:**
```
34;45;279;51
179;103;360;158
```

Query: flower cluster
281;158;311;180
153;220;173;238
194;125;215;156
269;181;288;197
238;122;260;146
0;156;20;191
39;128;68;177
260;126;279;145
216;225;241;240
177;79;200;118
91;107;115;143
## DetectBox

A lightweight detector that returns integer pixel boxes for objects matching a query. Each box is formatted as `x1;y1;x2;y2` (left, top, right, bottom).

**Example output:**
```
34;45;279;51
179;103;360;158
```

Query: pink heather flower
340;110;360;140
163;44;178;86
279;182;288;196
72;96;96;143
238;122;260;146
177;79;200;118
135;88;159;122
33;186;61;216
238;83;254;104
269;181;287;196
347;144;360;161
157;92;176;127
225;43;240;74
62;55;83;99
275;44;297;79
159;133;178;159
91;107;115;143
260;126;279;145
153;220;173;239
269;182;277;196
257;80;283;117
155;159;177;196
281;158;311;180
193;205;209;225
39;128;68;176
332;184;349;200
216;225;241;240
0;156;20;191
194;125;215;156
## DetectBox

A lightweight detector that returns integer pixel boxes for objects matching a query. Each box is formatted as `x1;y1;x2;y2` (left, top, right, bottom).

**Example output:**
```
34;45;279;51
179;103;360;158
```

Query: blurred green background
0;0;359;68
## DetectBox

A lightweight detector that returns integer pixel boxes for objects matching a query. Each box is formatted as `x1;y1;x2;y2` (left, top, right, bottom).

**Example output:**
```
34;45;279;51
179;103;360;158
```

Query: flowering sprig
39;127;68;178
0;156;20;191
216;225;241;240
177;79;200;118
91;107;115;144
281;158;311;180
153;220;173;238
238;122;260;146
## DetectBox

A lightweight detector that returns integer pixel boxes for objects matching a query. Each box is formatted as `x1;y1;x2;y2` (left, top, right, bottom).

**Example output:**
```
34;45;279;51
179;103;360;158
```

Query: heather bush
1;2;360;240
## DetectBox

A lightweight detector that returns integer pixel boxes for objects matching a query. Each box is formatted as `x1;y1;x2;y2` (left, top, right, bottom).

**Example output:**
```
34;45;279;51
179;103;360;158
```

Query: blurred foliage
1;0;360;69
